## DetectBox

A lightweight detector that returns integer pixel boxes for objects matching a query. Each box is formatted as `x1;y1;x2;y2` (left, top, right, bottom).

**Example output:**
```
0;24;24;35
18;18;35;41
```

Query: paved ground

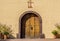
0;39;60;41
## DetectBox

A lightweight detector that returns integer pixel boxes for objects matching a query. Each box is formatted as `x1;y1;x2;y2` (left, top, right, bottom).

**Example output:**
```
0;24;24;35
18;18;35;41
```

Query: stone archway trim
17;11;45;38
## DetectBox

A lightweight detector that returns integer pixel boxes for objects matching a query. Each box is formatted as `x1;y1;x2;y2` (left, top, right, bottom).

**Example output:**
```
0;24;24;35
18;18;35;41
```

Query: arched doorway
19;11;43;38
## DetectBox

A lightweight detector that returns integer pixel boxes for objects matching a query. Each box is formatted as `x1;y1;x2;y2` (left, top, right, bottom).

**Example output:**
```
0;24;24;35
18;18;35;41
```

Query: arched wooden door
21;13;40;38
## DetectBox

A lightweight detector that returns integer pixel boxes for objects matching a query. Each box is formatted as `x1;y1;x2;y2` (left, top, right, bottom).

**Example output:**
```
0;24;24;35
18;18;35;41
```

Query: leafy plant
55;24;60;30
2;25;12;35
0;24;12;35
52;24;60;38
4;31;9;35
52;30;58;35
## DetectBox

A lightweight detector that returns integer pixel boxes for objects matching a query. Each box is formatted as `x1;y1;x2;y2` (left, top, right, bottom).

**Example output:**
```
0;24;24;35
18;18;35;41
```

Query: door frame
18;11;44;38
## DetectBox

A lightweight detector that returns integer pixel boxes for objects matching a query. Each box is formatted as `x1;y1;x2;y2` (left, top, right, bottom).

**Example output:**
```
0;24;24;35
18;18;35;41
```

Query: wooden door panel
30;16;34;38
34;17;40;38
25;14;40;38
25;18;30;38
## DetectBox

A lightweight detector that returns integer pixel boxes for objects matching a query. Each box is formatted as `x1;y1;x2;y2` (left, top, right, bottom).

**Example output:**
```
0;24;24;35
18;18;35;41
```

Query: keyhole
31;27;33;30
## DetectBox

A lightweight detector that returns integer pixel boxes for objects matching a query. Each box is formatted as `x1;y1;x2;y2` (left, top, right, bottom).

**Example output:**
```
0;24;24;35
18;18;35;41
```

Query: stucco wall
0;0;60;38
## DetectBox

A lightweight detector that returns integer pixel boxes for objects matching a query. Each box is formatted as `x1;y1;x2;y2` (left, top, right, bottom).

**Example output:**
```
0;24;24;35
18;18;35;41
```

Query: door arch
19;11;42;38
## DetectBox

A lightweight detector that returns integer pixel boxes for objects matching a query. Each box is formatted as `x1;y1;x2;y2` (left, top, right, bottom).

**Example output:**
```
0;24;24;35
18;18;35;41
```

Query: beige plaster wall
0;0;60;38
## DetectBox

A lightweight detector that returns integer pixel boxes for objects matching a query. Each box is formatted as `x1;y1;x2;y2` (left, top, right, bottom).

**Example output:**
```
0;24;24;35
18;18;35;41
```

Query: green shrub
52;30;58;35
4;31;9;35
0;24;12;35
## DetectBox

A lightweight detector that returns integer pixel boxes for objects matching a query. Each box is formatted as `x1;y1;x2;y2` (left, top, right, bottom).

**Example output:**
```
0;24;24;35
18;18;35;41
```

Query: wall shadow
8;34;16;39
